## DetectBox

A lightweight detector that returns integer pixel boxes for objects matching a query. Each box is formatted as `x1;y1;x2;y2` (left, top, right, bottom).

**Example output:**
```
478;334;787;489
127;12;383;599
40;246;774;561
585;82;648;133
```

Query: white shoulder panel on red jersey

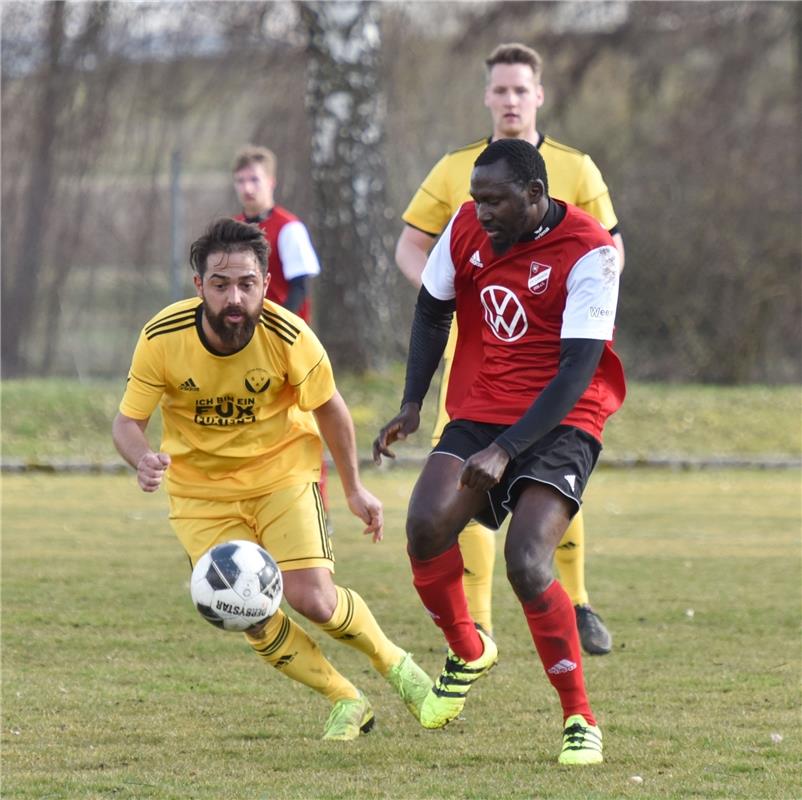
276;220;321;280
561;245;620;340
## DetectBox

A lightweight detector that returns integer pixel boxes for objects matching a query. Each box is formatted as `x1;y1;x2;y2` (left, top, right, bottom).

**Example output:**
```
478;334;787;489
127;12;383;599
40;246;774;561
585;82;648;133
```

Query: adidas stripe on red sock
522;580;595;725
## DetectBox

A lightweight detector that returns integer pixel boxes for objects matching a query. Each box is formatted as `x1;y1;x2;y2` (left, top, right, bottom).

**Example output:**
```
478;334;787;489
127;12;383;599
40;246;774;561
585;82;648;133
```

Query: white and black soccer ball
190;540;283;632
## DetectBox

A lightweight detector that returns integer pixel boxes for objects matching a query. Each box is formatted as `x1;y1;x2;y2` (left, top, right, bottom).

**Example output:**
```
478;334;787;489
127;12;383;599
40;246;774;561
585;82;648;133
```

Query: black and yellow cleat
419;627;498;729
558;714;603;765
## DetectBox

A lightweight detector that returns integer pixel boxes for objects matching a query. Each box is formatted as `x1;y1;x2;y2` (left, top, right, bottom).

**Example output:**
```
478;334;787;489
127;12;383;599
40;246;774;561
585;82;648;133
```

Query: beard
203;302;259;352
487;205;533;255
488;235;514;256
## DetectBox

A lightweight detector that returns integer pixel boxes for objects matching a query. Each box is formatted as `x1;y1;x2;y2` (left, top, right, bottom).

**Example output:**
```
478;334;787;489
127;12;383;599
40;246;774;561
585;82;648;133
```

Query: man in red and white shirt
233;145;321;323
374;139;625;766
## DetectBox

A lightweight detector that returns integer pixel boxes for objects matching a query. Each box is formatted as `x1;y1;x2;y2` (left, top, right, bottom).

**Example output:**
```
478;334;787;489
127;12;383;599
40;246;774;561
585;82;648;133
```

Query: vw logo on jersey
480;285;528;342
528;262;552;295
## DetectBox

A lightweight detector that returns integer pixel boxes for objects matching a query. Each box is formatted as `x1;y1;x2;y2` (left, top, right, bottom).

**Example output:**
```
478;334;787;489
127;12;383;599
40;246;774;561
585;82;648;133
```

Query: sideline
2;455;800;474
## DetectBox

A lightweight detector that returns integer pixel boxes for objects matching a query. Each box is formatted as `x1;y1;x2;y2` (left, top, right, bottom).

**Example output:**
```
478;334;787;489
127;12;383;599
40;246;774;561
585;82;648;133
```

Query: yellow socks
246;585;406;698
555;509;588;607
245;609;358;703
458;521;496;634
317;585;405;677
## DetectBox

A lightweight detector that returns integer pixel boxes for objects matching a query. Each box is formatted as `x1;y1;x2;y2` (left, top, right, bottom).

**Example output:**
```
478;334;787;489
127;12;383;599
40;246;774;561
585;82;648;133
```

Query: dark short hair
474;138;549;193
485;43;543;81
189;218;269;277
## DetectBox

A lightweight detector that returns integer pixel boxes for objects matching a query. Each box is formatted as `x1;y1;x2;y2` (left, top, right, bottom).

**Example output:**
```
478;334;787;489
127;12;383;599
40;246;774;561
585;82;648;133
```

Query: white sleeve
420;214;457;301
561;245;620;340
276;220;322;280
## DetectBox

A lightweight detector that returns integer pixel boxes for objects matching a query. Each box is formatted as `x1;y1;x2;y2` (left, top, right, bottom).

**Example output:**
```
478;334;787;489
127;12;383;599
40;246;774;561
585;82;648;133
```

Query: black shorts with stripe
432;420;601;530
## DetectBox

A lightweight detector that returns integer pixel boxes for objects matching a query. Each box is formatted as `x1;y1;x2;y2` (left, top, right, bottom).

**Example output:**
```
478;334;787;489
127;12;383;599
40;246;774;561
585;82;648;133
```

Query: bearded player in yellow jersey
113;218;432;741
395;43;625;655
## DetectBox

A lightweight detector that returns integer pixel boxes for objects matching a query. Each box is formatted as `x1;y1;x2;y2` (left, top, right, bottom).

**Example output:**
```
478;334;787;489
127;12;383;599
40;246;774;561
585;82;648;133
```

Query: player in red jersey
397;44;622;655
374;139;625;765
233;145;321;323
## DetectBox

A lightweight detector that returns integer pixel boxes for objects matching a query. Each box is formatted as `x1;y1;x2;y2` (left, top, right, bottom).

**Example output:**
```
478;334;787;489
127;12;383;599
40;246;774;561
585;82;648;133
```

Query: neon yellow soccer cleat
385;651;433;722
322;692;375;741
419;627;498;729
558;714;603;765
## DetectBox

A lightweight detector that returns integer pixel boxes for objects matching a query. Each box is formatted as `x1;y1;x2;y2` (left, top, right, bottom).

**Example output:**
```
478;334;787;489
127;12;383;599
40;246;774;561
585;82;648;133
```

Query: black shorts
432;420;601;530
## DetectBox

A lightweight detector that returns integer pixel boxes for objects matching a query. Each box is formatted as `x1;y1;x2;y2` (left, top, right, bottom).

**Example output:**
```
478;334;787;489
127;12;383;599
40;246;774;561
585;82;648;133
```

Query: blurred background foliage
2;0;800;382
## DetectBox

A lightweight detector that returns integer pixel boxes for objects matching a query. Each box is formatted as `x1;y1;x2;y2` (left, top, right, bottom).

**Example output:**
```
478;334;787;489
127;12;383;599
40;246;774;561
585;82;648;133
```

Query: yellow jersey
119;298;334;501
402;135;618;235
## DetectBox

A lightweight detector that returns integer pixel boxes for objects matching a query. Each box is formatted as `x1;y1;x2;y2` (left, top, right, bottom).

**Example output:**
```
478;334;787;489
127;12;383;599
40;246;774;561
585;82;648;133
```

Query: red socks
409;544;484;662
522;581;595;725
411;548;595;724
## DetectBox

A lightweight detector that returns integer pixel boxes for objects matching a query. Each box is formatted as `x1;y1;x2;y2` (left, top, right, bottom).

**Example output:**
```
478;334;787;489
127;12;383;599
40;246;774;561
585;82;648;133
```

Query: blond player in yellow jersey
396;43;625;655
113;218;432;741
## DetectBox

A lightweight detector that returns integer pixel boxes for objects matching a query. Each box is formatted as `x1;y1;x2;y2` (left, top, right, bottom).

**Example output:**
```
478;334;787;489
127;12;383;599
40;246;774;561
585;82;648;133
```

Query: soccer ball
190;540;283;631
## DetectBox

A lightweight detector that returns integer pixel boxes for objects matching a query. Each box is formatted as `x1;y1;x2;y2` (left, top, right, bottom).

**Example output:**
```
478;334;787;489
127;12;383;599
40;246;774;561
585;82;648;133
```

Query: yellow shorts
168;483;333;571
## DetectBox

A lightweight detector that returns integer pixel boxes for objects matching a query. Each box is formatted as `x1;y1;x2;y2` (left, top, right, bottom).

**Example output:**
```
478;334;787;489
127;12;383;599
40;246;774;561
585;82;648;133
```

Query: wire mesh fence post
170;149;184;303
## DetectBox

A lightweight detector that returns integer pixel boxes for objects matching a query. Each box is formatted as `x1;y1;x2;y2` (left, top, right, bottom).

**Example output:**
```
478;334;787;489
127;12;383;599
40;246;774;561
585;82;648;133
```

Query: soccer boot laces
419;627;498;729
558;714;603;765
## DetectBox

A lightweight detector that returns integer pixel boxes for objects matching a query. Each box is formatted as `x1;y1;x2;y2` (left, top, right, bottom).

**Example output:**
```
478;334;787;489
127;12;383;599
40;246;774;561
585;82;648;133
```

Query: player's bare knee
295;597;336;624
406;509;437;549
506;558;552;601
407;509;459;561
284;588;336;623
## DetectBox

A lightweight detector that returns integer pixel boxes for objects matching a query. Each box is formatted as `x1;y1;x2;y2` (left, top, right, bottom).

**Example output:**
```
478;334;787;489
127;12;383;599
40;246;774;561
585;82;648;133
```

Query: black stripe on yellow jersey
260;308;300;345
145;304;200;340
449;136;490;155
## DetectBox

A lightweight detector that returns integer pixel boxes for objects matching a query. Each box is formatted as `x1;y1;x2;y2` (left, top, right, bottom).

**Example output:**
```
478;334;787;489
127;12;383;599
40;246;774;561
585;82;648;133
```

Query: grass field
2;467;800;799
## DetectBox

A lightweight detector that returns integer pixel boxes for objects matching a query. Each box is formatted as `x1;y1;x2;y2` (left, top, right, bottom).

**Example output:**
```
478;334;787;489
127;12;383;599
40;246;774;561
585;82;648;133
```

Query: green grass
1;376;800;462
2;468;800;799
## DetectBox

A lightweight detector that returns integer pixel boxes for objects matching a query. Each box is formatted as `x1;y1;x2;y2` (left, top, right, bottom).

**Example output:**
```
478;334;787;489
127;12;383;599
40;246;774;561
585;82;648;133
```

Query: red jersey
235;206;321;323
421;201;626;442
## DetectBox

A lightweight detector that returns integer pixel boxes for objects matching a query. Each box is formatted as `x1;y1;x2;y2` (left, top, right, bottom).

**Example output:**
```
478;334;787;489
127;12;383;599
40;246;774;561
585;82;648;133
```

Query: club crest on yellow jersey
244;369;271;393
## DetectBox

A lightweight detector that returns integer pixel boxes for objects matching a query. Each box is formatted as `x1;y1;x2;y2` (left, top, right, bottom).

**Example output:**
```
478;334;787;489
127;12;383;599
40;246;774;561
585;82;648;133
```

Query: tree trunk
300;0;395;372
1;1;66;376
